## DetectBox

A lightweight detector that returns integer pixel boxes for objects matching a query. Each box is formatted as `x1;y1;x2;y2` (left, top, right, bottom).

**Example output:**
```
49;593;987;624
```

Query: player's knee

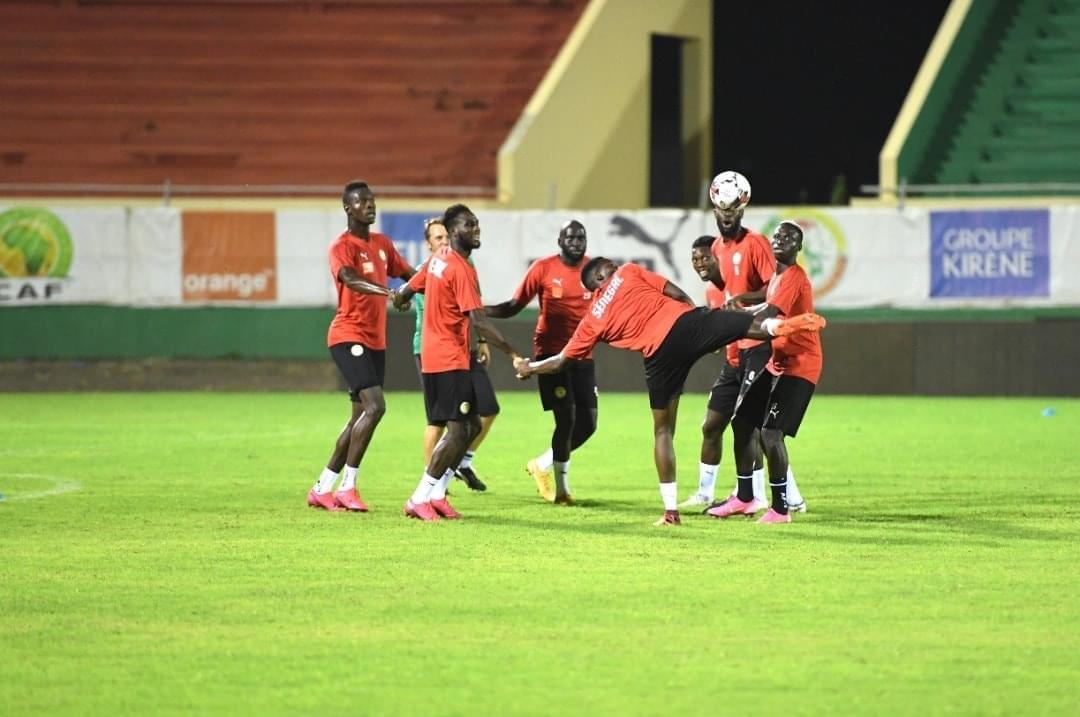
760;427;785;454
701;411;731;440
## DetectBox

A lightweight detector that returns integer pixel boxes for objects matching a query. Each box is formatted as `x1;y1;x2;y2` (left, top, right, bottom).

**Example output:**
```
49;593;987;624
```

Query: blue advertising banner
930;209;1050;298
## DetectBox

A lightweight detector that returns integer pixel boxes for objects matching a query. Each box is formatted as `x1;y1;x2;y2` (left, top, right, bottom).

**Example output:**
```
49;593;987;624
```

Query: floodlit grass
1;392;1078;715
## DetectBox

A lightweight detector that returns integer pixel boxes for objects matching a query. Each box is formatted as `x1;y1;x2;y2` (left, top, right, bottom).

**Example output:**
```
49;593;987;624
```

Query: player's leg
334;349;387;511
707;373;771;519
406;370;476;520
757;375;815;524
550;361;599;504
527;367;565;502
311;343;378;512
422;424;444;466
568;360;598;451
456;358;497;491
685;365;736;508
651;398;682;526
426;414;480;519
309;398;363;511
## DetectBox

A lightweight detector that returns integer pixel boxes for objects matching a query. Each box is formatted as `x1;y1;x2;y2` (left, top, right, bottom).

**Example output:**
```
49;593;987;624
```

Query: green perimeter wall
3;306;1080;396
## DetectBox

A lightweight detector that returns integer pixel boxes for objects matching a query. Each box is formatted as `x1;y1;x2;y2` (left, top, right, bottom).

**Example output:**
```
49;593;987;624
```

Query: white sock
410;472;440;504
458;450;475;470
314;467;338;495
339;465;358;492
752;468;767;502
537;448;554;471
698;463;718;499
553;460;571;496
786;466;803;504
429;468;455;500
659;482;678;511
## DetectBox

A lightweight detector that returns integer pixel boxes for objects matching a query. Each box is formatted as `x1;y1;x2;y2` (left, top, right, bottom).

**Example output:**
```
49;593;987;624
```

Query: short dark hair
691;234;714;249
342;180;370;204
442;203;472;230
580;256;610;289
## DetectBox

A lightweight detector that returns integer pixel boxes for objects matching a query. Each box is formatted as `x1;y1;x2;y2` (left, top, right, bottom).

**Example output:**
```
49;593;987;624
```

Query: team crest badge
459;401;471;414
553;386;567;399
350;345;364;356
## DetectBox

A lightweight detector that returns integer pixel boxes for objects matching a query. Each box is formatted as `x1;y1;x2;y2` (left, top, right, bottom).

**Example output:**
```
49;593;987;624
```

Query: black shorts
643;308;754;410
737;372;816;437
469;352;500;417
329;343;386;401
537;356;598;412
422;369;478;425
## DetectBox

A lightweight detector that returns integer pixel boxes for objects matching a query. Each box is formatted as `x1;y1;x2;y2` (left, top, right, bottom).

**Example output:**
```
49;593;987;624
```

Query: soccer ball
708;171;751;210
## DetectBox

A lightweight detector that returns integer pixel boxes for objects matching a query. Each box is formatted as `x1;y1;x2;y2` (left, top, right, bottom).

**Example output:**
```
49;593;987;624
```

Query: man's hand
475;341;491;366
390;289;411;311
513;355;532;379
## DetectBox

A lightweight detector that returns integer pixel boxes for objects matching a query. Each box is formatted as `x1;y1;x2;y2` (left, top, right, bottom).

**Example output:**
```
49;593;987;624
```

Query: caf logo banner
761;210;848;299
0;207;74;302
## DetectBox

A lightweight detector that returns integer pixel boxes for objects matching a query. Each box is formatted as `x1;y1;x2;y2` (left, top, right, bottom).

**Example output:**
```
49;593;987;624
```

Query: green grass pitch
1;392;1078;715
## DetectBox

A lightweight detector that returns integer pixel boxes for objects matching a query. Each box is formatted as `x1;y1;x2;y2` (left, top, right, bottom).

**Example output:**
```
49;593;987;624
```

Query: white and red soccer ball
708;171;752;210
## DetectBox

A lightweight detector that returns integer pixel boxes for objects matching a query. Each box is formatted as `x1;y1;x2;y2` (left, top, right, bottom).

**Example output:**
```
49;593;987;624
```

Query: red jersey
512;255;593;358
407;248;483;374
327;230;411;349
704;283;725;309
562;263;692;360
711;228;775;359
765;264;822;384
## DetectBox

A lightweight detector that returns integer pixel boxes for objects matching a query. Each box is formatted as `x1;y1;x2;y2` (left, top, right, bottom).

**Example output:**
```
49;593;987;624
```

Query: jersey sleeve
406;259;428;293
767;270;808;317
386;240;412;279
328;241;351;281
561;313;602;360
510;260;544;305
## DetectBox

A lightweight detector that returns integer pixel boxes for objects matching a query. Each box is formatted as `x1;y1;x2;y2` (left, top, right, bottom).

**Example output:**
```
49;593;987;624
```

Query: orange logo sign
182;211;276;302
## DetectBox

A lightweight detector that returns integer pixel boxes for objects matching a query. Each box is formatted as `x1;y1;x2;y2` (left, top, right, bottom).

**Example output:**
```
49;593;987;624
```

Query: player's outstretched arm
468;310;525;364
484;297;529;319
517;353;568;378
338;266;392;297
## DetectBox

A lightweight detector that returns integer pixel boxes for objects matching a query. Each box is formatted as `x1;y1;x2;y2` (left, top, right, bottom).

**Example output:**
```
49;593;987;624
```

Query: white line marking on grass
1;473;82;502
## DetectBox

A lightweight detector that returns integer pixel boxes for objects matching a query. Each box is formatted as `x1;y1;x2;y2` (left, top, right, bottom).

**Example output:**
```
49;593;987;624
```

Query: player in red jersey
392;204;527;521
682;172;805;513
308;180;414;513
485;220;596;504
515;258;825;526
708;222;822;523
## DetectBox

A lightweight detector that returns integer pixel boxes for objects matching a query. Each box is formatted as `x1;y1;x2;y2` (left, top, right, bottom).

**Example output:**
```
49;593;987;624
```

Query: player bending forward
515;257;825;526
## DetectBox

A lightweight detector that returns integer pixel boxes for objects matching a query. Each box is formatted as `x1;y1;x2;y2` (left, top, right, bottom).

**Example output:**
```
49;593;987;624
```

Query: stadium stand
0;0;586;194
938;0;1080;185
902;0;1080;190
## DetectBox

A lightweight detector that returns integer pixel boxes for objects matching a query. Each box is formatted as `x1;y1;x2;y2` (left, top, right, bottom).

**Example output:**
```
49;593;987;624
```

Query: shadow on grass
802;509;1073;545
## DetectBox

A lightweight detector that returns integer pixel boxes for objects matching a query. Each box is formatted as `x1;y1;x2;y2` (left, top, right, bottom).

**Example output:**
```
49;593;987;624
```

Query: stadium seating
930;0;1080;189
0;0;586;194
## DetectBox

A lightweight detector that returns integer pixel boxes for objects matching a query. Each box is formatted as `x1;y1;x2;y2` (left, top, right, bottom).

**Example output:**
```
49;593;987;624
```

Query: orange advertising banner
181;211;276;302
